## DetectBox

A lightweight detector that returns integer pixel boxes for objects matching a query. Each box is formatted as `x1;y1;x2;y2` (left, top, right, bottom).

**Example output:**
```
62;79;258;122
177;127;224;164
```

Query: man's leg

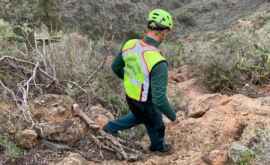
103;111;141;135
143;108;166;151
125;97;168;151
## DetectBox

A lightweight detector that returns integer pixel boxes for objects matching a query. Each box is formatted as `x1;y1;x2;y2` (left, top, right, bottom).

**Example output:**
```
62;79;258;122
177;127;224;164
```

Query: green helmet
148;9;173;30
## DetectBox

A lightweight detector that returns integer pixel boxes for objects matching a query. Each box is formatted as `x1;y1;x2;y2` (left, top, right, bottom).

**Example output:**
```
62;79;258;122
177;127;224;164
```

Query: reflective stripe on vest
122;39;165;102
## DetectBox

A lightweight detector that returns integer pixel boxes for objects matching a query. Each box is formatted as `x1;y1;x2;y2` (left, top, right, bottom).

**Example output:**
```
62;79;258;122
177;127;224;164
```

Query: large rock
187;94;229;118
15;129;38;149
30;94;88;144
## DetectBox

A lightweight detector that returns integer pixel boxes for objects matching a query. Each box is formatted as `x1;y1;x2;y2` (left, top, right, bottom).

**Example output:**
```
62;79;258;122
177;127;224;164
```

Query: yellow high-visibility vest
122;39;166;102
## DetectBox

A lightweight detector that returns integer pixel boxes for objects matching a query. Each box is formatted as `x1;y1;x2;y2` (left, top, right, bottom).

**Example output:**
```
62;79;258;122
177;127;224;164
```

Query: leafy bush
0;19;16;41
205;33;270;92
229;142;255;165
252;128;270;164
182;13;270;94
161;41;185;68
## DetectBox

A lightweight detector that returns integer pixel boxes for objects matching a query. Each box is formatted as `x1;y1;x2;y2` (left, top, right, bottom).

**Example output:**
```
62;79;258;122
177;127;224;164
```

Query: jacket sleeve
151;62;176;121
111;52;125;79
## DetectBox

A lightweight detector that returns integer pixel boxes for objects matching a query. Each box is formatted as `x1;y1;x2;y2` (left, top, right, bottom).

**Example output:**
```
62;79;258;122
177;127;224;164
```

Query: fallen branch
72;104;99;130
72;104;142;161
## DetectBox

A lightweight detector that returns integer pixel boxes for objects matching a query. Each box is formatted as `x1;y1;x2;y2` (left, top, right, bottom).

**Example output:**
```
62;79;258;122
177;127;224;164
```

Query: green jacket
111;36;176;121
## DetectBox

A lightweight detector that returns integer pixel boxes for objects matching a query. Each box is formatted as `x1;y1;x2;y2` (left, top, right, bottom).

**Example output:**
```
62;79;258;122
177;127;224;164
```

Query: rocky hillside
53;0;270;39
0;0;269;39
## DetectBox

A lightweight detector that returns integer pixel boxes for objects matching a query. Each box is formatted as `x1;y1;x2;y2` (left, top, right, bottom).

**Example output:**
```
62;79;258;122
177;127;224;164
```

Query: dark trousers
103;97;166;150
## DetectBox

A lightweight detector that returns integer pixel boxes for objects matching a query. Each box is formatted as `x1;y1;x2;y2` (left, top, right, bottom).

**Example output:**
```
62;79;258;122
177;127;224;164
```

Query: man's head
146;9;173;42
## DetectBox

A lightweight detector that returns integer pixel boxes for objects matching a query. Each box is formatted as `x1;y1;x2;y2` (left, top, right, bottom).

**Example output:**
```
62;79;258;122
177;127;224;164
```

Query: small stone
15;129;38;149
202;149;228;165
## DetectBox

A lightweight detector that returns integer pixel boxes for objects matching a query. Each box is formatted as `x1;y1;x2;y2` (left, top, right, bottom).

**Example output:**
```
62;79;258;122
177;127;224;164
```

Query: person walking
103;9;176;153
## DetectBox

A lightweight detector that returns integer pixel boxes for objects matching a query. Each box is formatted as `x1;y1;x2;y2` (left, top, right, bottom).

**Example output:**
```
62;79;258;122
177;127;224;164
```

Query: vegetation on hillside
180;11;270;95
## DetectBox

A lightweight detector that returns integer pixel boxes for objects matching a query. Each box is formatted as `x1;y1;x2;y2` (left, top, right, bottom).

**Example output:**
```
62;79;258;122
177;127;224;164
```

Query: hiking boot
149;144;172;153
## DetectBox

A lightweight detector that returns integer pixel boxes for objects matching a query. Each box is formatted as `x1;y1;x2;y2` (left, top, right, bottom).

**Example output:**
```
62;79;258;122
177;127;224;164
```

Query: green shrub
183;22;270;94
0;135;24;159
161;41;184;68
252;128;270;164
0;19;16;41
229;142;255;165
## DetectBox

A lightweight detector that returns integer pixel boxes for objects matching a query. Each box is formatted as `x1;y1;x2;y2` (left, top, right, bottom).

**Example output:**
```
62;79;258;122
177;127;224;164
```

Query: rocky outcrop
30;94;88;145
15;129;38;149
0;94;108;148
